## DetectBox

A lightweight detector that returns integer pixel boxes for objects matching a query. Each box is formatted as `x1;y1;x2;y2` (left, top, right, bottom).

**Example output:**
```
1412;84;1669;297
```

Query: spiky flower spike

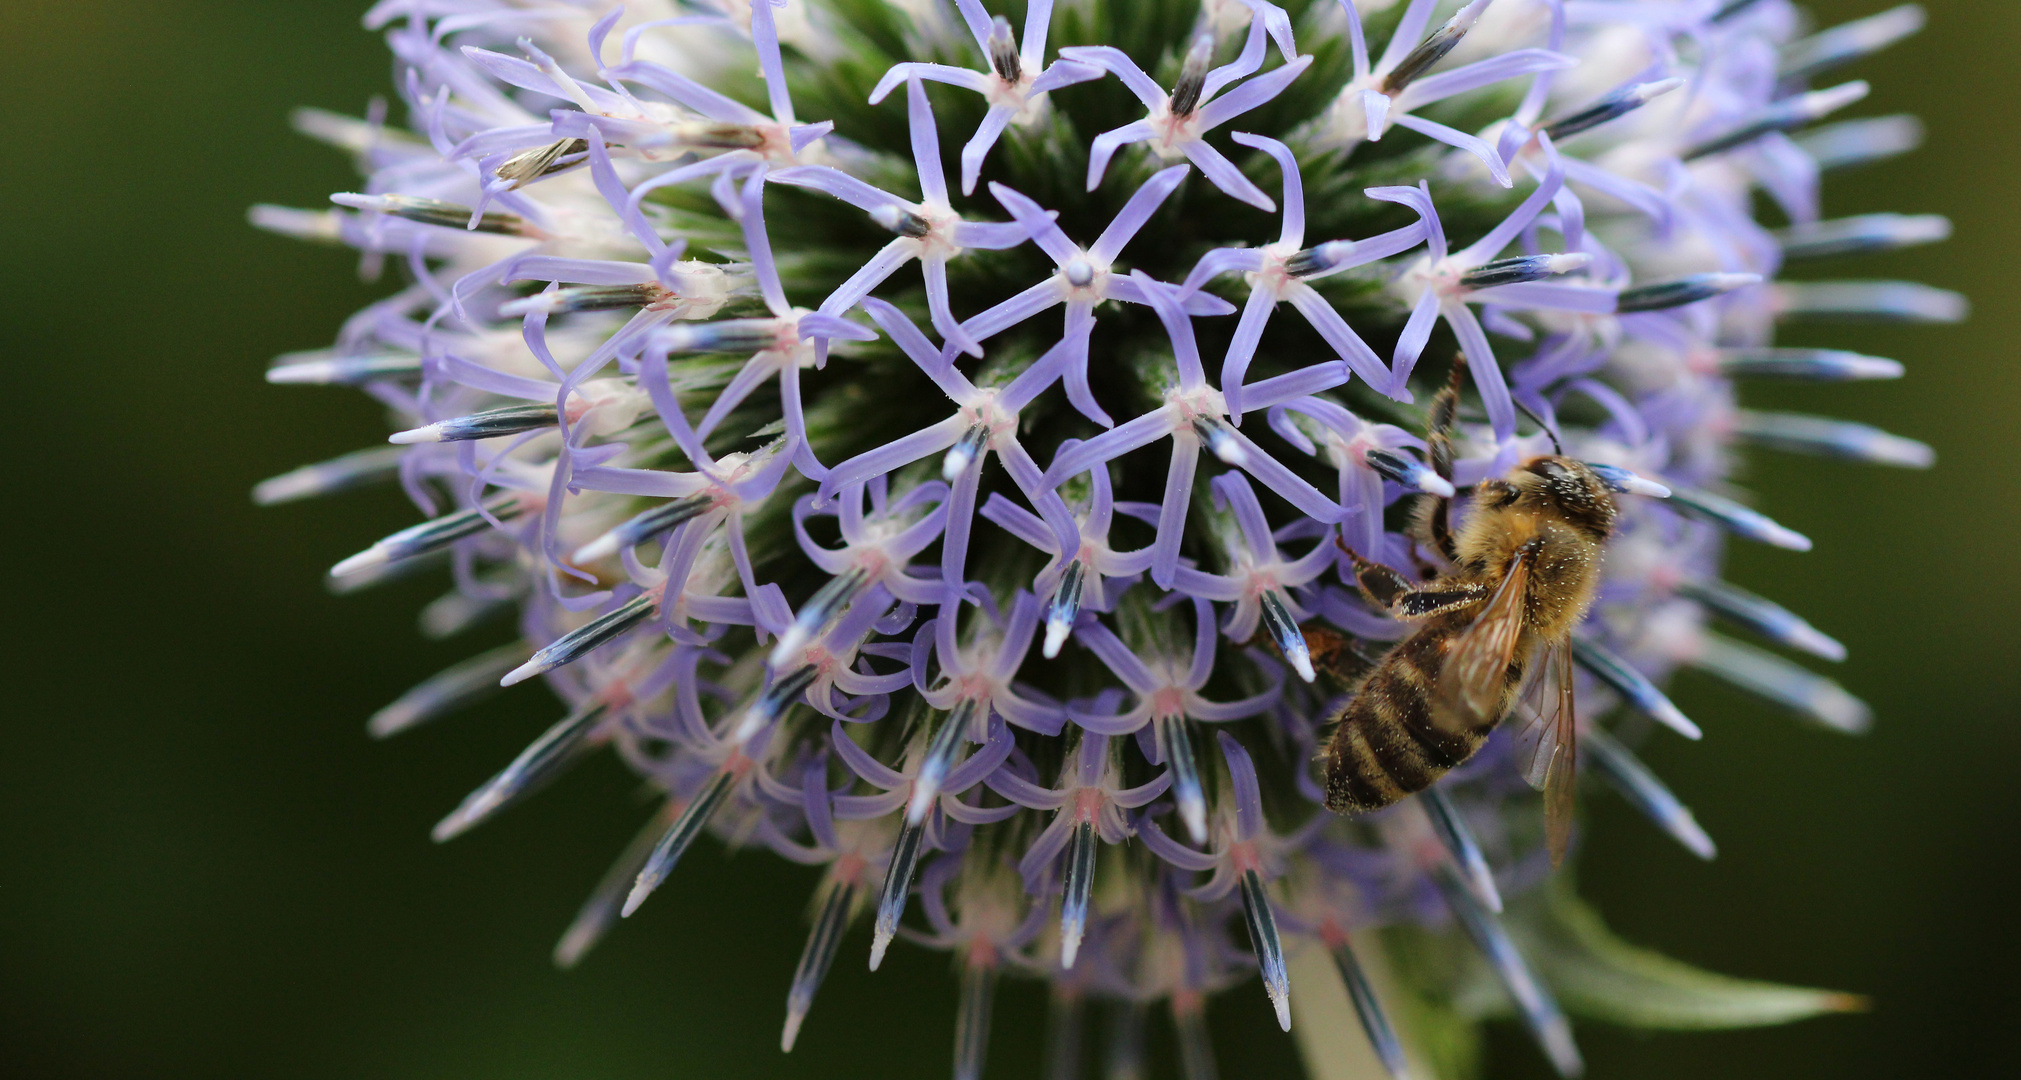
260;1;1949;1075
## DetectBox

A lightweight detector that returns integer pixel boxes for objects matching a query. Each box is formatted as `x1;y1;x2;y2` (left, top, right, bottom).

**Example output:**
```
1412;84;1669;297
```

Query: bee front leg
1419;354;1470;563
1425;355;1465;486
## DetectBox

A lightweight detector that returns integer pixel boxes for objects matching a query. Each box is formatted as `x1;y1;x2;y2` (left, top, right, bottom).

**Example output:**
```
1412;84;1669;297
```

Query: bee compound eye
1527;458;1572;481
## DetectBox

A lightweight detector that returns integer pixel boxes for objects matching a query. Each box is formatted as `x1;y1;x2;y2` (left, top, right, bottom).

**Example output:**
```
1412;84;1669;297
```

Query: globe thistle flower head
260;1;1958;1076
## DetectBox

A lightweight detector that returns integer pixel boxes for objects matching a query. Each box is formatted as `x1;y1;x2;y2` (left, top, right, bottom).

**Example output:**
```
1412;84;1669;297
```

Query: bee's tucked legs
1297;623;1377;690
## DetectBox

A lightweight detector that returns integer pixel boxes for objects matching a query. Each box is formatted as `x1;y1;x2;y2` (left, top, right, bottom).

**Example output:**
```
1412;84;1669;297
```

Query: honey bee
1315;355;1619;863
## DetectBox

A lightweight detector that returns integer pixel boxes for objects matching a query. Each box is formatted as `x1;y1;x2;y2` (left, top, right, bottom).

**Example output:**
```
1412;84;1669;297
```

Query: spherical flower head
260;0;1953;1075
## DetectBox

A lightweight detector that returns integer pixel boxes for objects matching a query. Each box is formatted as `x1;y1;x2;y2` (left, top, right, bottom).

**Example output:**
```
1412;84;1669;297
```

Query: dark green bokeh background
3;2;2014;1076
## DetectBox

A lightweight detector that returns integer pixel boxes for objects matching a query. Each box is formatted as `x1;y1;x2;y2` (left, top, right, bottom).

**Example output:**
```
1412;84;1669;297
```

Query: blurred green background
2;1;2014;1077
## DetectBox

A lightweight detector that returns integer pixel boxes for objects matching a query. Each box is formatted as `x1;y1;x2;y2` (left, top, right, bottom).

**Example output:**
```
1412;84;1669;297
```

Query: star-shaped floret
868;0;1104;194
1177;134;1429;419
1310;0;1573;185
1061;11;1311;209
961;166;1236;426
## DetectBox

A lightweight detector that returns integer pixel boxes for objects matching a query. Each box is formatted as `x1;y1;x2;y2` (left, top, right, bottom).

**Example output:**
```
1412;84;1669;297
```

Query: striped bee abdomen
1320;619;1529;815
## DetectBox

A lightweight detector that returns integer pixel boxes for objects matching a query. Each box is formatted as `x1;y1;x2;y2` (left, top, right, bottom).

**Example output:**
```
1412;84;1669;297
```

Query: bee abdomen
1321;644;1497;815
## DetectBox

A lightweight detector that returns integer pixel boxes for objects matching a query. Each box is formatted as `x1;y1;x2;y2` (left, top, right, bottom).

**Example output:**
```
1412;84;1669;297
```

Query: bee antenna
1514;398;1564;455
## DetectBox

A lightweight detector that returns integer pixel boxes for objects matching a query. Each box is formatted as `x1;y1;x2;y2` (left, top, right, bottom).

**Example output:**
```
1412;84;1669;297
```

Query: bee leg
1420;355;1469;563
1339;536;1493;619
1337;538;1415;609
1414;496;1462;568
1392;581;1494;618
1425;355;1465;485
1298;622;1375;689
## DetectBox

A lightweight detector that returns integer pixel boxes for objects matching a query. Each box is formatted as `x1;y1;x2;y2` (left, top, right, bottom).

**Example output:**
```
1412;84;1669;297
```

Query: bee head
1514;455;1617;539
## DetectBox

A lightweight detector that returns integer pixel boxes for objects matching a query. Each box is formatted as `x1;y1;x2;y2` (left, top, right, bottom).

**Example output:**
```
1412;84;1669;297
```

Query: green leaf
1509;881;1868;1030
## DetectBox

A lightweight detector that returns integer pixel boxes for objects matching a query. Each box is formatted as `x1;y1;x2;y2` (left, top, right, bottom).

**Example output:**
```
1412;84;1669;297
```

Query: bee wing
1543;640;1578;867
1508;643;1579;863
1431;548;1533;733
1508;698;1556;792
